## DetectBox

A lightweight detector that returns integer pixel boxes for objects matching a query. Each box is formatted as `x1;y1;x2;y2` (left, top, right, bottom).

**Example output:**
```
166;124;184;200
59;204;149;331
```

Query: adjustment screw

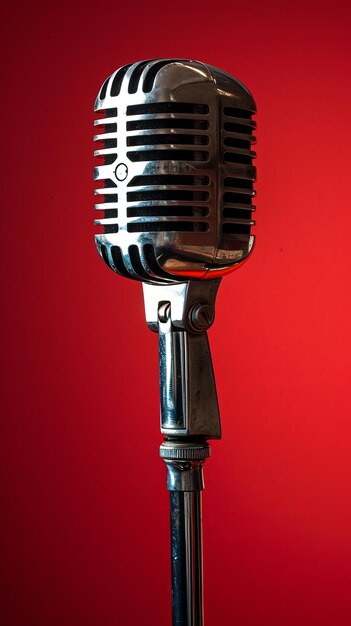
158;302;171;323
189;303;214;331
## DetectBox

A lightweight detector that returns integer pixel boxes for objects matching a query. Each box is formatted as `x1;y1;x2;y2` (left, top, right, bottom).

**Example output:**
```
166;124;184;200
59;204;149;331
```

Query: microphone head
93;59;256;283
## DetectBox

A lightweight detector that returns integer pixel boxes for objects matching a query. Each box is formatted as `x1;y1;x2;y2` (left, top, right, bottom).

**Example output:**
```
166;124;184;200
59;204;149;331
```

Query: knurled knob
160;442;210;461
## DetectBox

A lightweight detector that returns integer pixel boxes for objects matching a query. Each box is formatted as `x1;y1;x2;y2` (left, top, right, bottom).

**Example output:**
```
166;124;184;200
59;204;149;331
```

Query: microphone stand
143;279;222;626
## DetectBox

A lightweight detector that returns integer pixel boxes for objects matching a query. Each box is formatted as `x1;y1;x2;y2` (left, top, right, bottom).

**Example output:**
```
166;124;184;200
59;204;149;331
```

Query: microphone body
94;59;256;283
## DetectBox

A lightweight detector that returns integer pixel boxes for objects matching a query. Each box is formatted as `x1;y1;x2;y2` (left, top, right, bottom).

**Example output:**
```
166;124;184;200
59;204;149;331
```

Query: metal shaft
161;442;210;626
170;490;203;626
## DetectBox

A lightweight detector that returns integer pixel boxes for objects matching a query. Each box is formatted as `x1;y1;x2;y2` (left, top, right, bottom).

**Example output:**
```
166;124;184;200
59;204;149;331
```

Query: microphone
93;59;256;283
92;59;257;626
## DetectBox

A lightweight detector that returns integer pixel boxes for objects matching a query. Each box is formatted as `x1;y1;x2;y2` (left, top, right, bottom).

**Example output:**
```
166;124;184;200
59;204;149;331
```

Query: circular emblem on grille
115;163;128;181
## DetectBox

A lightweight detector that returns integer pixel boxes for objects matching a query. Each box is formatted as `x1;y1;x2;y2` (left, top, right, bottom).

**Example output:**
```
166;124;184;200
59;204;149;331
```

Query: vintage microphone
93;59;256;626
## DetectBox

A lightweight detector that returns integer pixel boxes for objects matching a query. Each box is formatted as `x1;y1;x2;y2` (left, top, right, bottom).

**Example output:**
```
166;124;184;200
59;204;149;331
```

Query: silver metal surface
161;442;208;626
94;59;256;283
170;490;203;626
161;442;209;491
143;280;221;439
92;59;257;626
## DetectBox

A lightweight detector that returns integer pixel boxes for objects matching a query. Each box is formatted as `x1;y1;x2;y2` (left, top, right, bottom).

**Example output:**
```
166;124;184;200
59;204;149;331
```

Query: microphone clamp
142;279;222;439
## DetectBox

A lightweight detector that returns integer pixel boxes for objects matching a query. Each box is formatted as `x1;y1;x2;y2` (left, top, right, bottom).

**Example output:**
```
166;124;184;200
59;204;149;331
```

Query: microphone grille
93;59;256;283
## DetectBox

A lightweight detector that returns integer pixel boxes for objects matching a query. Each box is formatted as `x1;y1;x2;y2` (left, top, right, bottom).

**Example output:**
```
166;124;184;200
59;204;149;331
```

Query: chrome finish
142;278;221;333
161;442;209;626
160;441;211;462
143;280;221;439
92;59;257;626
160;442;209;490
94;59;256;283
170;491;203;626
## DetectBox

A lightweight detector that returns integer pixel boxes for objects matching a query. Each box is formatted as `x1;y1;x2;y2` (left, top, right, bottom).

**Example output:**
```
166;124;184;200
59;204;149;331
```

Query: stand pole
161;442;210;626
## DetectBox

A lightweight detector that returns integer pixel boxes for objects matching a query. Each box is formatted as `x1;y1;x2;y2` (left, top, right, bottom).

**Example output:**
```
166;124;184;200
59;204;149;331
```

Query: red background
1;1;351;624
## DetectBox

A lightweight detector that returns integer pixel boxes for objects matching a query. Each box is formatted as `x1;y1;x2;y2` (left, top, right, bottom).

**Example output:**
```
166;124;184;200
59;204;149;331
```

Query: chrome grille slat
126;128;210;136
222;217;255;224
126;113;210;119
94;148;118;156
94;118;118;127
94;217;119;225
126;144;210;152
126;185;211;191
126;200;210;206
223;204;256;211
94;132;118;141
223;188;255;196
94;188;118;195
126;216;209;223
94;203;118;210
126;144;209;151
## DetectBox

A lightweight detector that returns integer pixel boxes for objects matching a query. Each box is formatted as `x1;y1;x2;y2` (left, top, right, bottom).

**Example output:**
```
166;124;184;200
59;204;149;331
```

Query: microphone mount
142;279;222;439
142;279;222;625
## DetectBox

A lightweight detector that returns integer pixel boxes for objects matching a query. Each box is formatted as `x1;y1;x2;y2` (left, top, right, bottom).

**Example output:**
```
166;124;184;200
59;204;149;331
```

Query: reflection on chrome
93;58;256;284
